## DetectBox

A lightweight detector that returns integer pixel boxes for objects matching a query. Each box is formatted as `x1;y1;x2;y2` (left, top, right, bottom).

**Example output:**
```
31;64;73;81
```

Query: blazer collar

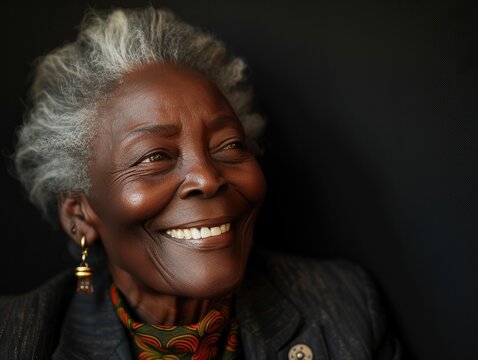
235;253;303;358
54;248;303;359
52;262;132;360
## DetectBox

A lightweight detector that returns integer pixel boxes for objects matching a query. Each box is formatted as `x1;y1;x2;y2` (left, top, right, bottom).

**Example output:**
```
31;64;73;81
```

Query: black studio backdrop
1;1;477;359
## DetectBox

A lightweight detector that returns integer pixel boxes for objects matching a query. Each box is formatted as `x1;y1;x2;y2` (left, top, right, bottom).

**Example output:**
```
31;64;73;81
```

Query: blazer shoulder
0;269;74;307
251;248;387;330
255;248;375;296
0;270;75;359
252;248;402;359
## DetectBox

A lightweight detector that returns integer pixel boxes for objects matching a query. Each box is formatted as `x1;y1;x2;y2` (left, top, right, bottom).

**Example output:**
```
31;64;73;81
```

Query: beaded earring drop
75;236;94;294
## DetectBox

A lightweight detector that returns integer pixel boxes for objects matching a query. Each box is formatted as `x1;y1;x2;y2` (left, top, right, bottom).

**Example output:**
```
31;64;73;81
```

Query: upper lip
159;216;235;230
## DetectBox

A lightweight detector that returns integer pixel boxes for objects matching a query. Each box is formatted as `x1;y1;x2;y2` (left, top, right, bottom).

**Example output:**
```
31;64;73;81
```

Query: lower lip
162;231;235;251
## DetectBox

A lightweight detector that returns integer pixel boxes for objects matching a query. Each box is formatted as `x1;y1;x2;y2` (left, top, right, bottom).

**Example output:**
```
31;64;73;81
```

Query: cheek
118;180;175;223
232;161;267;208
91;176;180;228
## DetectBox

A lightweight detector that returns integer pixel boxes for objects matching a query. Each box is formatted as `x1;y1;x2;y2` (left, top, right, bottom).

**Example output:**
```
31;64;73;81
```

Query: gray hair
13;6;265;221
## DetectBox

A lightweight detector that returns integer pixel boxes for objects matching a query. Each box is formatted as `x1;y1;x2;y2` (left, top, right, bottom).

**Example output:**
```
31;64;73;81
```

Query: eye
221;140;245;151
211;138;250;164
141;152;167;163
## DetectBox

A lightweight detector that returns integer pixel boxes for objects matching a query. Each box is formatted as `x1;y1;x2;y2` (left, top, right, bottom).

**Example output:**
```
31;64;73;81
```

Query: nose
178;159;227;199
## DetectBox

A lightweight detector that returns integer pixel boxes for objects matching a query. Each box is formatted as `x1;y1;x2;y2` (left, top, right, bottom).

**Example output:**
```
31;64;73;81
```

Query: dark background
1;1;476;359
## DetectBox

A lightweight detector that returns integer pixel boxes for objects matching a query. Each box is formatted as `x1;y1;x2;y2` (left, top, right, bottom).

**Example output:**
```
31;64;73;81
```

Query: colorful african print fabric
110;284;241;360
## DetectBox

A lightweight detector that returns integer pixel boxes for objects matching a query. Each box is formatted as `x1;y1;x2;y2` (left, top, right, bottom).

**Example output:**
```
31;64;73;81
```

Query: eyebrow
122;124;179;141
121;115;239;143
208;116;241;131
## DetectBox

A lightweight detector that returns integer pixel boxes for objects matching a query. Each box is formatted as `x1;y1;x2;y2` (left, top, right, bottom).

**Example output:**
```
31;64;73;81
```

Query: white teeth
191;228;201;239
200;227;211;238
165;223;231;240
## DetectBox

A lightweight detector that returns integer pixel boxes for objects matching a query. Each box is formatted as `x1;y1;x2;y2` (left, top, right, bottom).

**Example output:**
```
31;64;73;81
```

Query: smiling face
84;62;266;299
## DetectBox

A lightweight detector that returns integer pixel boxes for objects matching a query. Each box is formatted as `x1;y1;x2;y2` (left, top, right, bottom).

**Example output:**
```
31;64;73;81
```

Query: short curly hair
13;6;265;221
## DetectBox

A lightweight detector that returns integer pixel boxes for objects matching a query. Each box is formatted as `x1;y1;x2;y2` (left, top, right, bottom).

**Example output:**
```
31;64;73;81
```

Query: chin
144;231;253;299
201;273;244;299
180;255;248;299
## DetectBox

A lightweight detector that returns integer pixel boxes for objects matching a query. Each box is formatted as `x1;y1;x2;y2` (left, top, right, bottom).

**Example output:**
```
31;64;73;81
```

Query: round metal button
288;344;313;360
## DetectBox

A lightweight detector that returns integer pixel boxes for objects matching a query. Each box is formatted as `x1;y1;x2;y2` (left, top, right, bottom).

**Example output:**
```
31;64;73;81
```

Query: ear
58;193;100;246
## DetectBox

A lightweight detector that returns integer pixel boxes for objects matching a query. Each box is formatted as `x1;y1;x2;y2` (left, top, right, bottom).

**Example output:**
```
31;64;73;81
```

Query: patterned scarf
110;284;241;360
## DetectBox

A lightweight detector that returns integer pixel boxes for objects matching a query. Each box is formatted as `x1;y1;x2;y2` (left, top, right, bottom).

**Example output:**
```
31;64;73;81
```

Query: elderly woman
0;6;401;360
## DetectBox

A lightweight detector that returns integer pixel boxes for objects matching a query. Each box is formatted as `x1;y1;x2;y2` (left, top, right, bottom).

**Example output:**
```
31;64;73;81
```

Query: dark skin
59;62;266;325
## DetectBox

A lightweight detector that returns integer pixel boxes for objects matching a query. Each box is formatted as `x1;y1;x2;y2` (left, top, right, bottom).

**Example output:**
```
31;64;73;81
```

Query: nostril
178;176;227;199
186;189;203;197
178;164;227;199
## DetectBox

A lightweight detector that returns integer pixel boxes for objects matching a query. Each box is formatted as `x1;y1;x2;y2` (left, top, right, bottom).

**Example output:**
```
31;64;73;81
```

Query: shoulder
0;269;74;316
249;248;402;358
0;270;75;359
252;248;377;301
248;248;383;323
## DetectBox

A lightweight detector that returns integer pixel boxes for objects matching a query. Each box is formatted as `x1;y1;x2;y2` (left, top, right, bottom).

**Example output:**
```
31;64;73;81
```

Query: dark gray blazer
0;249;402;359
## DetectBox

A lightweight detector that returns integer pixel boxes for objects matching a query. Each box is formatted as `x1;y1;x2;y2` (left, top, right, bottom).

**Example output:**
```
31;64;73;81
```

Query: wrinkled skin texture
60;62;266;324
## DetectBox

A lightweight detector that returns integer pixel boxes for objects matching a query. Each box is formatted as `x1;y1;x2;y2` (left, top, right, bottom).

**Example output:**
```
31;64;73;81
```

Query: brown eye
141;152;166;163
222;141;244;150
212;139;250;164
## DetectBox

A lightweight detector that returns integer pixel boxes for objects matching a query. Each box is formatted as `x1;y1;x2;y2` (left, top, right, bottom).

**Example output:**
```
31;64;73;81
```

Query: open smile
165;223;231;240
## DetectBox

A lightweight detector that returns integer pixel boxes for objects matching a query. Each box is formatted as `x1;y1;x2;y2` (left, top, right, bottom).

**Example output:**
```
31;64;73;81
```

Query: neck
109;265;222;325
127;291;215;325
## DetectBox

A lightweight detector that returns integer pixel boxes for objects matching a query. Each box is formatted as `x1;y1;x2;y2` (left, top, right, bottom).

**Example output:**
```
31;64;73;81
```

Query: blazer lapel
236;269;302;360
52;263;132;360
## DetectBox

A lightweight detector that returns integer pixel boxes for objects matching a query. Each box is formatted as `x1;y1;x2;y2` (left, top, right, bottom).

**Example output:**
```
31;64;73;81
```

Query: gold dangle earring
75;235;94;294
